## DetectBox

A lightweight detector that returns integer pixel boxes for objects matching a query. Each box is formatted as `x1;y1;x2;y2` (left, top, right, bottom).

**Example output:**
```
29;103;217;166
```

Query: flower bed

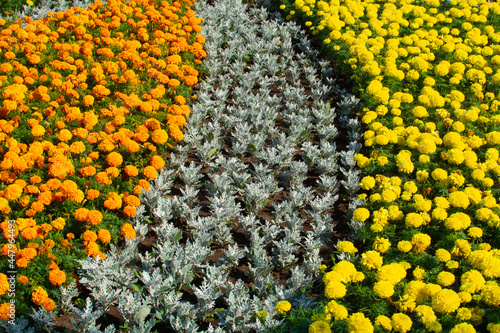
0;0;204;321
274;0;500;332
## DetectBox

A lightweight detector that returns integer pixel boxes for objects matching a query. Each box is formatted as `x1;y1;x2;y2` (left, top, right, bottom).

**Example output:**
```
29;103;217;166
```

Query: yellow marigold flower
373;280;394;298
275;300;291;315
411;233;431;254
353;208;370;222
48;269;66;286
309;320;331;333
337;240;358;254
450;323;475;333
391;313;412;333
121;223;136;240
325;280;346;299
372;237;391;253
375;315;392;331
346;312;373;333
432;289;461;314
361;250;383;270
435;248;451;262
397;240;412;253
481;281;500;306
436;271;455;287
460;270;485;294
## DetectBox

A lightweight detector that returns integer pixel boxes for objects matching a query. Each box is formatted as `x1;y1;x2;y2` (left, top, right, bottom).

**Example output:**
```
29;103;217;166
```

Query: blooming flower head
121;223;136;240
432;289;461;314
48;270;66;286
361;250;383;270
275;300;291;315
346;312;374;333
309;320;331;333
391;313;412;333
31;286;48;306
324;300;348;320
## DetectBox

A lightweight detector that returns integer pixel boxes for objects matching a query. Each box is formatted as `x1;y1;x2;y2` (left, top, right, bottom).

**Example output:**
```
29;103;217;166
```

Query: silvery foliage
29;308;55;332
0;317;36;333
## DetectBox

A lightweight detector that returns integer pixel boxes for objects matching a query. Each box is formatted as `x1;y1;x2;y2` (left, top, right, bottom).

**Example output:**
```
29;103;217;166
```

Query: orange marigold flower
31;124;45;137
95;171;111;185
21;227;37;240
143;166;158;180
1;243;15;256
19;196;30;207
167;79;180;88
97;229;111;243
151;129;168;144
18;275;29;284
123;205;137;217
121;223;136;240
125;140;140;153
49;261;59;270
16;258;28;267
169;124;184;141
166;55;182;64
83;95;94;106
83;230;97;243
30;175;42;184
86;241;99;256
51;217;65;230
150;155;165;170
57;129;72;142
0;273;8;295
66;233;74;239
80;165;97;178
45;178;61;191
69;141;86;154
44;239;55;248
0;303;13;320
137;179;150;192
124;165;139;177
124;194;141;207
43;298;55;311
106;167;120;178
184;75;198;86
103;192;122;210
31;286;48;306
106;151;123;167
87;210;103;225
4;184;22;201
86;189;100;200
48;270;66;286
74;208;89;222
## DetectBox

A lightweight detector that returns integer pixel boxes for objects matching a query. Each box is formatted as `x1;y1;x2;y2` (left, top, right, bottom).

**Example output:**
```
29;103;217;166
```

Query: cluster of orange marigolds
279;0;500;332
0;0;205;318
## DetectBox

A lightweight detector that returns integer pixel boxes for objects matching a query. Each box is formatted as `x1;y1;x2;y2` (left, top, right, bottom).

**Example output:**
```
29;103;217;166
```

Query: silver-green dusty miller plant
1;0;366;331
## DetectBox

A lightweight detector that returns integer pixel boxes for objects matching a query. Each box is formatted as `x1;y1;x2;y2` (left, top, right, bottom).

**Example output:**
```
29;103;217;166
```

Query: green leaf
131;284;142;292
207;147;217;157
172;230;183;243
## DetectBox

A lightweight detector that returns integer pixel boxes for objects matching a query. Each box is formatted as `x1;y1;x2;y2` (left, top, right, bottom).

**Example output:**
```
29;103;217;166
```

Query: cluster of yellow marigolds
0;0;205;318
280;0;500;332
